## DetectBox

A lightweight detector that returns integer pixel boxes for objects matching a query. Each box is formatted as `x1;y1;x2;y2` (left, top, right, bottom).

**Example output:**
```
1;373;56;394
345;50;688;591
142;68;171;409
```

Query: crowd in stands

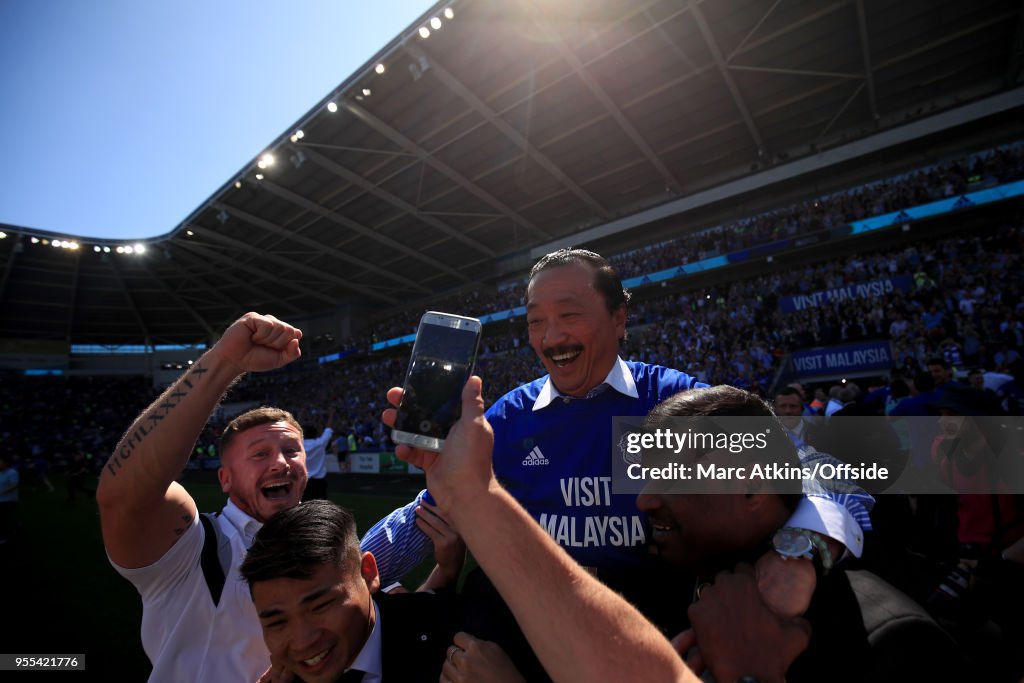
4;224;1021;466
364;141;1024;344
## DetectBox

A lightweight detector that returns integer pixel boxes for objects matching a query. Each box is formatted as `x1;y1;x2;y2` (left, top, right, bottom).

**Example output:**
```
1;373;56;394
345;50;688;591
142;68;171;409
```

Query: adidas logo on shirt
522;446;549;466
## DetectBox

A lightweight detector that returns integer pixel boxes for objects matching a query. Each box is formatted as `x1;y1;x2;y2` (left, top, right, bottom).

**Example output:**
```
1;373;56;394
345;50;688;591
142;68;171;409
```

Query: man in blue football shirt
365;249;870;578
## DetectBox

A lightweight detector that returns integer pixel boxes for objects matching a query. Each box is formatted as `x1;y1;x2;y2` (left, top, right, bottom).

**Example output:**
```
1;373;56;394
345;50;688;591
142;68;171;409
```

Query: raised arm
97;312;302;568
384;378;696;683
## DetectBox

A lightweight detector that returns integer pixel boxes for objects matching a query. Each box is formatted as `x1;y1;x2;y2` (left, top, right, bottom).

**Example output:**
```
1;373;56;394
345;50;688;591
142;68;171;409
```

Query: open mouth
649;519;675;539
301;646;332;668
546;347;583;367
261;481;292;500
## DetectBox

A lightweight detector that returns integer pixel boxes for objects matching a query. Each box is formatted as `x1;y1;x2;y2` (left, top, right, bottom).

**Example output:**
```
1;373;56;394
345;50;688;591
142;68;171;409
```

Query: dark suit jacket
376;590;460;682
787;569;965;683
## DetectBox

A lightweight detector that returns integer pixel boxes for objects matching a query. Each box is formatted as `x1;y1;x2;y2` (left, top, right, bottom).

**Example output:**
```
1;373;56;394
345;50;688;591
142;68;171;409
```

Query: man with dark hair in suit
241;499;458;683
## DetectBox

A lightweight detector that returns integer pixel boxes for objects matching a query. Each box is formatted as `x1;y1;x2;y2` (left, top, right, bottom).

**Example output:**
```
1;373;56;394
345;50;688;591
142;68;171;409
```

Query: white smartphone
392;311;483;452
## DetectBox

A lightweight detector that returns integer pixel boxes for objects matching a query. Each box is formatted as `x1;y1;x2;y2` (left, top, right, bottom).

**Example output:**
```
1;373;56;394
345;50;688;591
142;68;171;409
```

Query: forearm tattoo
105;364;209;477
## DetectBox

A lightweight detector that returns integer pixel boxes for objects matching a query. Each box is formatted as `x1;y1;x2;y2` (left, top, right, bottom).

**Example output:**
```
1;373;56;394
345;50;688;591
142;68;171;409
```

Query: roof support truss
297;146;498;258
183;225;398;305
169;241;306;316
139;263;216;338
688;0;766;156
106;257;152;343
341;100;550;240
856;0;880;121
530;6;684;195
258;179;471;283
403;43;611;219
64;251;81;341
216;201;433;294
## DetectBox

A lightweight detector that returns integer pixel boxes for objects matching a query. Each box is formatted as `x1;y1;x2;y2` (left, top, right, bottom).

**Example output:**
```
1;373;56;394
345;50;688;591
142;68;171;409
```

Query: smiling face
635;450;782;572
253;553;379;683
633;386;798;573
526;263;626;397
218;420;307;523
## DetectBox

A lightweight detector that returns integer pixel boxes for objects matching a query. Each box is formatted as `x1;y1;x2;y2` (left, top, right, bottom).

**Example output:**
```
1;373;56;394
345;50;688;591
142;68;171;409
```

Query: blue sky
0;0;435;239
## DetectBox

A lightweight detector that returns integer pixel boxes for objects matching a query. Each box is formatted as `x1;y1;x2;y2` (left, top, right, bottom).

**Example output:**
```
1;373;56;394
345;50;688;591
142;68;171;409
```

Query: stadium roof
2;0;1023;345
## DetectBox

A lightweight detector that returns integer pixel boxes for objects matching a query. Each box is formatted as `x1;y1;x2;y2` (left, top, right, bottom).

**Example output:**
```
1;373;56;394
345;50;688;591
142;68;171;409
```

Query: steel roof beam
817;82;866;141
531;8;684;195
728;65;861;80
341;100;549;239
106;257;152;344
257;179;471;283
139;262;216;338
215;202;433;294
181;226;398;305
727;0;785;62
169;241;305;316
65;251;81;341
875;13;1016;70
402;44;611;219
297;146;498;257
339;2;693;237
688;0;766;156
856;0;880;121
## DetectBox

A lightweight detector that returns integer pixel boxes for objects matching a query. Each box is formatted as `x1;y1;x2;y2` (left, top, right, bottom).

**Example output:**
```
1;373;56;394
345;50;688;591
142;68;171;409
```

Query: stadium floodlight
134;243;145;254
296;130;304;139
444;7;454;19
30;237;39;244
0;231;6;239
255;173;264;181
430;17;442;30
290;135;298;143
186;230;194;236
375;63;385;74
326;101;338;113
362;88;372;97
418;26;430;38
69;241;79;250
52;240;62;248
103;246;111;253
94;246;101;252
41;239;49;245
234;180;242;189
116;246;125;254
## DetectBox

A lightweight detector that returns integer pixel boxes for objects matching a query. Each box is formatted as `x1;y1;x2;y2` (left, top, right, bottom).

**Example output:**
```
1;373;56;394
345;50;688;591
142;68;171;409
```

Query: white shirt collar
533;357;638;411
347;597;383;681
221;498;262;548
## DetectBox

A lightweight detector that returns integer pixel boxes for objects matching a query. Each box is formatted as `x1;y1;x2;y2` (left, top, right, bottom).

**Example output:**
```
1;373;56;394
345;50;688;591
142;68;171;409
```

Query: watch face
773;528;813;558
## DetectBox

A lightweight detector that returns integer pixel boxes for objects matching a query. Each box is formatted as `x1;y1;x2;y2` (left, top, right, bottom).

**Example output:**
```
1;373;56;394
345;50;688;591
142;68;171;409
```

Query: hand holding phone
392;312;482;452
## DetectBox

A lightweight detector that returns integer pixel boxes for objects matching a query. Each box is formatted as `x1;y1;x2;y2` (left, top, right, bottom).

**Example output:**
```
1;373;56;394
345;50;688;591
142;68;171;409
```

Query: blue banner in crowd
778;275;913;313
792;341;893;376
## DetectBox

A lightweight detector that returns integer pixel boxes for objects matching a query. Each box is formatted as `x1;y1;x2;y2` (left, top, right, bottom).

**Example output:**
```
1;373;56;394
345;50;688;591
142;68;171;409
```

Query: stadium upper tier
334;142;1024;352
1;0;1022;345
